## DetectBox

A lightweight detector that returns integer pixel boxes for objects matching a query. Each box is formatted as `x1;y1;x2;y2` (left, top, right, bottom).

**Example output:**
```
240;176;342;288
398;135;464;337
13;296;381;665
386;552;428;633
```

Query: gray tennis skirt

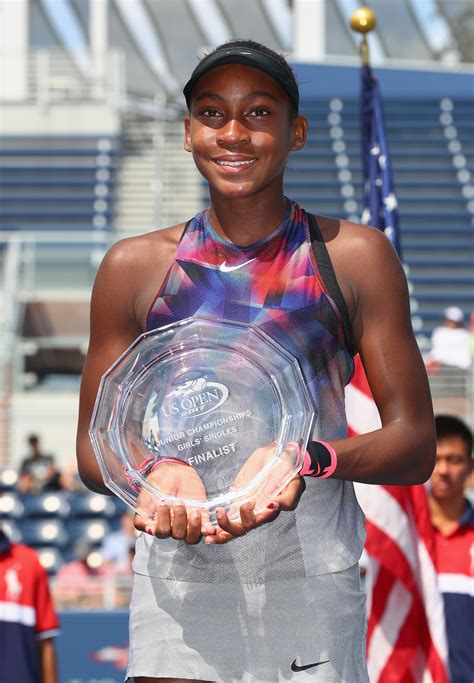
126;563;368;682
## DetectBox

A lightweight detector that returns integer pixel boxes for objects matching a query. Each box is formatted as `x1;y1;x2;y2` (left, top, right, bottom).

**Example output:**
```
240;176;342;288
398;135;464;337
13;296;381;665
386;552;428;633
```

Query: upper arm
345;226;433;432
76;241;143;491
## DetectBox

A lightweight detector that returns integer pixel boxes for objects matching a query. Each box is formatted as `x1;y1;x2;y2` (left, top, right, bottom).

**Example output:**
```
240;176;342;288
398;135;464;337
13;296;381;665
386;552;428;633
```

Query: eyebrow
193;90;279;104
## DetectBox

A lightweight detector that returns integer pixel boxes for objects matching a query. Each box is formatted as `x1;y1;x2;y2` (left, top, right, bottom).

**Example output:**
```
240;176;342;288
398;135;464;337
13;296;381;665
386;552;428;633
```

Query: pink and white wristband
299;440;338;479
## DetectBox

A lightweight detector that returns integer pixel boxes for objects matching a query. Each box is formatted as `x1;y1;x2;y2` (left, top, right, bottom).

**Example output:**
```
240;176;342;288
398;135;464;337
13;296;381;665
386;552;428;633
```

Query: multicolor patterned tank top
134;200;366;583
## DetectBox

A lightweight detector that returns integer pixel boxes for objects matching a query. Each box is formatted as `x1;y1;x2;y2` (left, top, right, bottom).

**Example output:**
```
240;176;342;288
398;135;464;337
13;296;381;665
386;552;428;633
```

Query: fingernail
145;526;155;535
205;537;215;544
215;508;224;519
191;510;199;520
267;502;280;510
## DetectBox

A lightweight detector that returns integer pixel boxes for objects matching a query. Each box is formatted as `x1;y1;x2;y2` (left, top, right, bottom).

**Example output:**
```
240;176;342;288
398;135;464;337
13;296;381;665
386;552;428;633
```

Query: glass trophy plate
89;317;315;525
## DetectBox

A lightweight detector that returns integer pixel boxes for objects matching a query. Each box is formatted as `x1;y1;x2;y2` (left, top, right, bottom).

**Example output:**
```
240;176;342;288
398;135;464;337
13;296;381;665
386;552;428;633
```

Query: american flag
360;64;401;256
347;64;451;682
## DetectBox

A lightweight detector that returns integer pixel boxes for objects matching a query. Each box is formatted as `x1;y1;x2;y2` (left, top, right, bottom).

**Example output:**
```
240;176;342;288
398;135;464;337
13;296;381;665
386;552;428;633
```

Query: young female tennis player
77;40;435;682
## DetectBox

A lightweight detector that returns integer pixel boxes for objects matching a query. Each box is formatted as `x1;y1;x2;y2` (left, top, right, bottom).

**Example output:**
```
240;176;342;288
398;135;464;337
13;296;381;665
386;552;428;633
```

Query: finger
171;502;188;540
185;509;203;545
254;506;280;525
214;507;245;537
238;500;258;530
155;500;172;538
261;451;296;500
273;477;305;511
205;529;233;544
134;512;148;533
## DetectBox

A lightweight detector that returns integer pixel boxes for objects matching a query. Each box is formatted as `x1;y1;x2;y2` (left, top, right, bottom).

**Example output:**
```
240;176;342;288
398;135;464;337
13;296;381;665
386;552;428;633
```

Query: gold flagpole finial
350;6;377;66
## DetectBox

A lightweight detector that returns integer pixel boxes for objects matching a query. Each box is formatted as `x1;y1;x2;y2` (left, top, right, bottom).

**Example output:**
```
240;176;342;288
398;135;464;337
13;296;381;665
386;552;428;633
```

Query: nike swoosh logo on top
219;258;256;272
291;659;329;672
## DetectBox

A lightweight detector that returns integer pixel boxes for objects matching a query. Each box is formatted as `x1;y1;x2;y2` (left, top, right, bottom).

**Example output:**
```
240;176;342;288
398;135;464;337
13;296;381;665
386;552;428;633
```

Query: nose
435;458;449;476
217;118;249;147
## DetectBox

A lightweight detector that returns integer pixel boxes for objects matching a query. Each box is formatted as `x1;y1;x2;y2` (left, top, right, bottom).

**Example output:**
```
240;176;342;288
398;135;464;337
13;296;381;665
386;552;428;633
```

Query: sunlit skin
184;64;308;246
429;435;472;535
76;61;437;682
76;63;435;565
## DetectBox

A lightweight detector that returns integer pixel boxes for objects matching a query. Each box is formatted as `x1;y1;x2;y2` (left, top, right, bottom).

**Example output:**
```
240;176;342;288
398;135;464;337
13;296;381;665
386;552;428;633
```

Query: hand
204;443;305;545
133;461;209;545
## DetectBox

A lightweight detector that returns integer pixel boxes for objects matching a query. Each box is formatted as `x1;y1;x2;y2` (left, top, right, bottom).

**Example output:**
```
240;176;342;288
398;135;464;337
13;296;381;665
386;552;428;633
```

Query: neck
429;494;466;530
207;190;288;247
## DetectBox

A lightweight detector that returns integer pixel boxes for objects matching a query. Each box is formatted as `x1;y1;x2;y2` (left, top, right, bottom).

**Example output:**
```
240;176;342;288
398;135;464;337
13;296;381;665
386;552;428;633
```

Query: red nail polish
267;502;280;510
145;526;154;535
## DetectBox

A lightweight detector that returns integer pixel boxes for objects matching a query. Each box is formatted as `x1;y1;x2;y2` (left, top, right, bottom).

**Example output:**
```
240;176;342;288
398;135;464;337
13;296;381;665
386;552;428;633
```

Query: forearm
38;638;58;683
323;417;436;485
76;432;112;495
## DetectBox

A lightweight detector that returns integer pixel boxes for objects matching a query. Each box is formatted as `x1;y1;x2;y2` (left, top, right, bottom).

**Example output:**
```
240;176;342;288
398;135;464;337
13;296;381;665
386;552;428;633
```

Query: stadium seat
65;518;111;546
20;519;69;548
21;492;70;519
0;468;19;491
36;546;65;575
68;492;118;518
1;519;22;543
0;491;24;519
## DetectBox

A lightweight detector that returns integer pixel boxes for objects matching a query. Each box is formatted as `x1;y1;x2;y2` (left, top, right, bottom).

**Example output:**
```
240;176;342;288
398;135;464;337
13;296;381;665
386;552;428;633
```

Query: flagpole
350;6;376;66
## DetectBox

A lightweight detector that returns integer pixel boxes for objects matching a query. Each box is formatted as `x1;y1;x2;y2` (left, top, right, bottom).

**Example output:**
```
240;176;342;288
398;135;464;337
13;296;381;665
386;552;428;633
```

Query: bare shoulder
315;214;405;320
100;223;185;275
317;214;397;261
95;223;186;330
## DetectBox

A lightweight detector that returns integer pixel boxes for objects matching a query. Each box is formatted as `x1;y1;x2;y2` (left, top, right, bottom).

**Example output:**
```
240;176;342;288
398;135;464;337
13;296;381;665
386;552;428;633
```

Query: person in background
17;434;62;494
58;457;88;494
429;414;473;683
428;306;471;370
100;509;138;573
54;540;105;607
0;526;59;682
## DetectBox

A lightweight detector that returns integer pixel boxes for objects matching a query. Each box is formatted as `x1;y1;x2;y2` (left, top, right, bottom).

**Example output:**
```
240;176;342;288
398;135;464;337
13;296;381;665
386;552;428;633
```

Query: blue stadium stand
65;518;111;547
0;135;119;232
21;518;69;549
0;491;24;519
283;97;474;339
36;546;66;575
0;520;22;544
0;468;18;491
20;492;71;519
0;482;125;574
68;492;119;519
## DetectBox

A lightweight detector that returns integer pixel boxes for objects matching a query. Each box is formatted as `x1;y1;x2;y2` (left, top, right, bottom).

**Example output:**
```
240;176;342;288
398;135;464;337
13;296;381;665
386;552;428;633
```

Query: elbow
406;429;437;485
76;435;110;495
77;463;100;494
77;460;109;495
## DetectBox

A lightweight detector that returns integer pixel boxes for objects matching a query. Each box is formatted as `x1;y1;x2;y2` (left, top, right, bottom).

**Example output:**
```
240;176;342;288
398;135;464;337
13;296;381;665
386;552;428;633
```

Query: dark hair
435;414;473;458
184;38;300;114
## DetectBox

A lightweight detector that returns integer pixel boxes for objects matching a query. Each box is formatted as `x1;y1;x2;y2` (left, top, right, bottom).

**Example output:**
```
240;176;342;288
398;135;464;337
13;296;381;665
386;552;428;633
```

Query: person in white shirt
430;306;471;370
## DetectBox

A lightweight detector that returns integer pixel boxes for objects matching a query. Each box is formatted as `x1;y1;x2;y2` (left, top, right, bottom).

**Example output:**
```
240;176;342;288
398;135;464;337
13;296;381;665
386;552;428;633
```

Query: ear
291;115;308;152
184;117;192;152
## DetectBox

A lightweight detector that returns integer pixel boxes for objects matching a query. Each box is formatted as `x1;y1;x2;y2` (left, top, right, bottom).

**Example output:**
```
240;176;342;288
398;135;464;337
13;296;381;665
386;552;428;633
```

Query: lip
212;156;257;173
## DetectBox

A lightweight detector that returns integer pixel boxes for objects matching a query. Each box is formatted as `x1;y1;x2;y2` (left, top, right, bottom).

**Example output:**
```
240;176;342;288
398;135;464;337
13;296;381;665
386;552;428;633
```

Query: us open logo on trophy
162;377;230;418
89;317;315;524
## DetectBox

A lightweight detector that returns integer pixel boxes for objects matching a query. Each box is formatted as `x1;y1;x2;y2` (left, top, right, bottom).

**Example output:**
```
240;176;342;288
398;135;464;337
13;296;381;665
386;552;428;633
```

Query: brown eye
249;107;270;117
202;108;221;117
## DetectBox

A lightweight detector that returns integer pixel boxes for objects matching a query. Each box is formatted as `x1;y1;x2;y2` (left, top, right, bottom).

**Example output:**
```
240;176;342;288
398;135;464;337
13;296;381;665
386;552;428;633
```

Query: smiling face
184;64;307;202
430;435;472;503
